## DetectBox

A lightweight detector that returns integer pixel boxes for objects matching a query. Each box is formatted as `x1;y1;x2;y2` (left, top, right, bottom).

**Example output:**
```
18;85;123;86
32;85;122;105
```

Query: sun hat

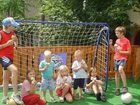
2;17;19;27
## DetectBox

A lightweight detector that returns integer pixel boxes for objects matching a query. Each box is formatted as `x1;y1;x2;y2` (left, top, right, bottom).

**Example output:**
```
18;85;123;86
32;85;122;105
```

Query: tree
42;0;140;29
0;0;28;20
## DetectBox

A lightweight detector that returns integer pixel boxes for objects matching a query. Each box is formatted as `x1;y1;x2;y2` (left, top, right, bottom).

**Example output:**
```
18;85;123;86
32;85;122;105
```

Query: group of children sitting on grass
21;49;106;105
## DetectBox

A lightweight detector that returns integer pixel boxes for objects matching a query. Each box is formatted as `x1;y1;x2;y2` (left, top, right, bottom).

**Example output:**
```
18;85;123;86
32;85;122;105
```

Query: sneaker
122;87;128;94
79;95;84;99
50;97;56;103
96;93;101;101
59;97;64;102
73;95;79;100
2;96;9;104
115;88;120;96
11;93;24;105
100;95;106;102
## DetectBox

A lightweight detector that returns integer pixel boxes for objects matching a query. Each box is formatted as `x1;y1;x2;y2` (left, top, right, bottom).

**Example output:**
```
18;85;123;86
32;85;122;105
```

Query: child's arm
95;80;104;85
0;39;14;49
86;80;95;88
81;60;88;71
29;80;38;94
39;63;49;72
11;34;18;49
118;48;131;55
109;39;115;53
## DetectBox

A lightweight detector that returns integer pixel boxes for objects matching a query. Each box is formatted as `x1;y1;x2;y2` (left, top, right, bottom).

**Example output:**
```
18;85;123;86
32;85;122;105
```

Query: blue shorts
40;78;55;91
0;56;13;70
114;60;126;71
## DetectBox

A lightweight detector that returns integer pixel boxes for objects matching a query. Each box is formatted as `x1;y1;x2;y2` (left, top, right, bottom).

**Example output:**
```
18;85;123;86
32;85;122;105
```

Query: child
72;50;88;99
39;50;55;102
110;26;131;95
86;67;106;102
0;17;23;104
21;69;45;105
56;65;73;103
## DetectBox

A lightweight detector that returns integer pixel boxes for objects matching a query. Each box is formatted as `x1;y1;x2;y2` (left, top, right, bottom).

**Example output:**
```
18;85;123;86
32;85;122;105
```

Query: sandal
115;88;120;96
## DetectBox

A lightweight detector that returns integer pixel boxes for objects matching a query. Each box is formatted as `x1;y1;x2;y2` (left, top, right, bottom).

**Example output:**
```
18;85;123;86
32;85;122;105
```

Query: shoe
2;96;9;104
96;93;101;101
50;97;56;103
11;93;24;105
122;87;128;94
59;97;64;102
115;88;120;96
100;95;106;102
79;95;84;99
73;95;79;100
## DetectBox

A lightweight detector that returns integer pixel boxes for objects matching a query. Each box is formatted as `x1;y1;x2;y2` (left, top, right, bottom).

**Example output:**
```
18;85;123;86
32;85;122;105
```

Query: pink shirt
114;37;131;60
21;80;31;98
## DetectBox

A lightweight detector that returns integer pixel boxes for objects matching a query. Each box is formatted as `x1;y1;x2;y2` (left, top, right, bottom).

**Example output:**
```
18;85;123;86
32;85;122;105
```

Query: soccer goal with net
14;20;110;91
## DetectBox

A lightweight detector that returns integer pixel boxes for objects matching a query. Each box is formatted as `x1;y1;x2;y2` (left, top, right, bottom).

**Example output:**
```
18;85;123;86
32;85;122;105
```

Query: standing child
110;26;131;95
56;65;73;103
86;67;106;102
21;69;45;105
39;50;55;102
72;50;88;99
0;17;23;104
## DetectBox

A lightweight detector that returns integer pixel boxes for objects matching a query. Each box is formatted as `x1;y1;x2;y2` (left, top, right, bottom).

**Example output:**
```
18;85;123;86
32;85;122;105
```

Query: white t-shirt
72;59;88;79
56;75;72;86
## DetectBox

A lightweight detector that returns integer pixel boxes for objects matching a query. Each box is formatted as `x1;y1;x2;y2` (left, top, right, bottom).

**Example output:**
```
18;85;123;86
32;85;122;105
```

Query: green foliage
42;0;77;21
0;0;28;19
42;0;140;29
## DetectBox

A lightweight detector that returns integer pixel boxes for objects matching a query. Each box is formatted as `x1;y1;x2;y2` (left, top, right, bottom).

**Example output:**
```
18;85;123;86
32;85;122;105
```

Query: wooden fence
0;45;140;84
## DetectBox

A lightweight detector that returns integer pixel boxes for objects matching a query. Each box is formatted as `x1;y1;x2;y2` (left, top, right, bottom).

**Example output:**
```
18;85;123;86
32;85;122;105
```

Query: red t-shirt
114;37;131;60
0;30;14;60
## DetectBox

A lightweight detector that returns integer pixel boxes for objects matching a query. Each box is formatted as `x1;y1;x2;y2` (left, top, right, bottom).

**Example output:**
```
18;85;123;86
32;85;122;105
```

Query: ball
121;92;133;104
6;98;17;105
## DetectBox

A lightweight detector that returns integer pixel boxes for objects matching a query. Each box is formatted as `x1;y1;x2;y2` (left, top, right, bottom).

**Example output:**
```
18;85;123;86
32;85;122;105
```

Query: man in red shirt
110;26;131;96
0;17;23;104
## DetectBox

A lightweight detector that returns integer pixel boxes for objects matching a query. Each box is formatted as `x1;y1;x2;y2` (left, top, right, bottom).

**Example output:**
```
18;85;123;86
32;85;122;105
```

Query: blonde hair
74;50;83;57
115;26;126;35
44;50;51;57
58;65;70;76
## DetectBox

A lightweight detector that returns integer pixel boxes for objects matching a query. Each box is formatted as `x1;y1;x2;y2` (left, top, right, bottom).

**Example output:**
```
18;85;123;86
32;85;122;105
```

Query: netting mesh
14;20;109;90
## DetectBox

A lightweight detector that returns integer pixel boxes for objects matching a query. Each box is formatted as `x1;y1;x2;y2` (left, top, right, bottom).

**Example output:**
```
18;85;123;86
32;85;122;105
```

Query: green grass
0;78;140;105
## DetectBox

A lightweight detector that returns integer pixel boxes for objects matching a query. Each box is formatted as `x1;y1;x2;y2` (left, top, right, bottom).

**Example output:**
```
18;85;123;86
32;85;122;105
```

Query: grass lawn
0;78;140;105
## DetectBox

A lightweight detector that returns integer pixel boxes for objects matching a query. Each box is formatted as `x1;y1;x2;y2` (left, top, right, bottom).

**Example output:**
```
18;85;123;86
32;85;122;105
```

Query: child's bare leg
49;90;55;102
8;64;18;94
119;66;127;87
62;84;71;97
42;90;46;101
73;89;77;97
98;85;103;95
65;93;73;102
92;85;98;95
3;70;10;97
115;71;120;89
79;88;84;98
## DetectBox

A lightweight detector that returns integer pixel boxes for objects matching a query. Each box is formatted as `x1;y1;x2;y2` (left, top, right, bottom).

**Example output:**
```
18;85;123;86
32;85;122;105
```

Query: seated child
86;67;106;102
56;65;73;103
21;69;46;105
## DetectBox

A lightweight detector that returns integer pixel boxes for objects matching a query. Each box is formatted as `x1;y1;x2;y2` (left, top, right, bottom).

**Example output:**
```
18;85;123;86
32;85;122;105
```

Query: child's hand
11;35;17;41
6;40;14;46
31;77;36;85
109;39;113;45
63;76;67;81
44;63;50;70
